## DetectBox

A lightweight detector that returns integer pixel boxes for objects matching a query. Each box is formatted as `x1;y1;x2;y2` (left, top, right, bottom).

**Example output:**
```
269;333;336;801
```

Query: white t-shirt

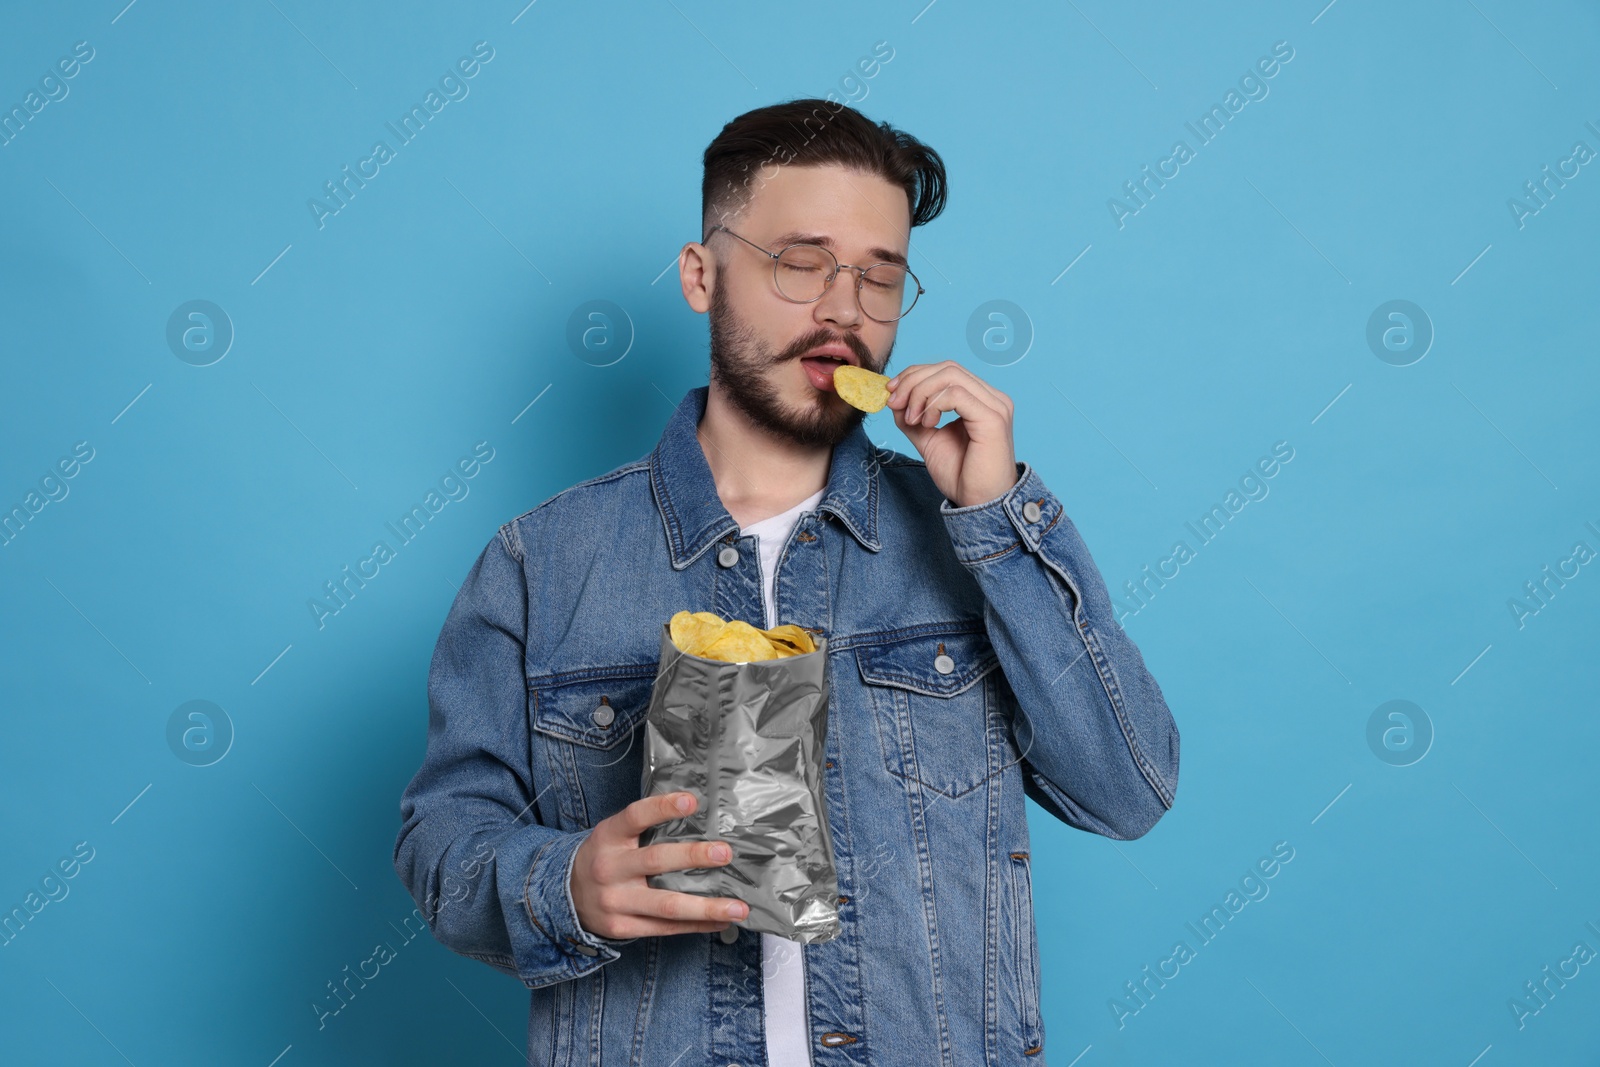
738;486;825;1067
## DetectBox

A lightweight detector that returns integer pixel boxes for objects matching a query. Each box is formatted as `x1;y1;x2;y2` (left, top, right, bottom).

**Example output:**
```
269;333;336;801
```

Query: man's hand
570;791;749;939
885;361;1019;508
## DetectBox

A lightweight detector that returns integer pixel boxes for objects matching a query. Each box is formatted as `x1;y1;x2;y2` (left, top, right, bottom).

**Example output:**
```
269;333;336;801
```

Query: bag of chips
638;611;841;944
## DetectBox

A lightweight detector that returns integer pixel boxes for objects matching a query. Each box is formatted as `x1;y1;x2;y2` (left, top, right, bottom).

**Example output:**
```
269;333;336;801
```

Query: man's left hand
884;361;1018;509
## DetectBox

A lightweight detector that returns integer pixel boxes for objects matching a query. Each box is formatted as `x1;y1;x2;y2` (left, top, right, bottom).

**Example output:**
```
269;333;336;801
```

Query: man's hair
700;98;947;240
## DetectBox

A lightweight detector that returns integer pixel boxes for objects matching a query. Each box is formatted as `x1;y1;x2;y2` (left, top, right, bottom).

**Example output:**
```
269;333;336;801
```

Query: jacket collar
650;385;882;569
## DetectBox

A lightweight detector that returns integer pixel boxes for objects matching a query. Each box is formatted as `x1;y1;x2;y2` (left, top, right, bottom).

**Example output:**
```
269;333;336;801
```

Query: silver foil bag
638;621;841;944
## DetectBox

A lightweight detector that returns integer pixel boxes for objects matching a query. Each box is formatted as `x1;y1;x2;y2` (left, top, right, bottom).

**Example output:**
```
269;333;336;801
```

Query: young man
394;99;1180;1066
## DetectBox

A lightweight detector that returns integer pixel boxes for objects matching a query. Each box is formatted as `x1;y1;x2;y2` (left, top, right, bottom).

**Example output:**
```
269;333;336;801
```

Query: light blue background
3;1;1597;1063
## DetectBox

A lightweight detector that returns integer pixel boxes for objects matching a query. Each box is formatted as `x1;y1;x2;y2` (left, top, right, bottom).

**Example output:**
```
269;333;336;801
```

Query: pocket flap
529;668;656;750
855;627;999;697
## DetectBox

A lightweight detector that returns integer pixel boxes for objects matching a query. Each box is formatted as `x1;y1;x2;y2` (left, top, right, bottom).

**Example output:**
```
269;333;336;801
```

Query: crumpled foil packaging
638;621;841;944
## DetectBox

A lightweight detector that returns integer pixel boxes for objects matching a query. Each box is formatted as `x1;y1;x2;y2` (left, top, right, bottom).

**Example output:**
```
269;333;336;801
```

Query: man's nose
814;270;863;329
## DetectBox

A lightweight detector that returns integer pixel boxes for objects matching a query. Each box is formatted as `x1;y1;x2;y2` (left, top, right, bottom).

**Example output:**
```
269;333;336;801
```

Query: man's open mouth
799;354;854;392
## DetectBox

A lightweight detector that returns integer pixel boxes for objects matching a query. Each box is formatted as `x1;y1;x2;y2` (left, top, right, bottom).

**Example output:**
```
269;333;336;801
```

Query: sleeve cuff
939;461;1060;565
507;827;638;989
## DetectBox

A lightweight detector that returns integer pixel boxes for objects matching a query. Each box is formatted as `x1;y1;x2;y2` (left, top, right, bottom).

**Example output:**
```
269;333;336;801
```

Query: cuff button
575;942;599;957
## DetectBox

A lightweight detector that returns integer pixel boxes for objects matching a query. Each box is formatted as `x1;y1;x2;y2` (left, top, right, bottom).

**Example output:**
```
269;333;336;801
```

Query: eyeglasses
704;224;924;323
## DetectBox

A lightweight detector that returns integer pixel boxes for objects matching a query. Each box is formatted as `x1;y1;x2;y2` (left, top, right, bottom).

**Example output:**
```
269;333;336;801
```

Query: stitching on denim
497;520;525;565
1020;537;1175;813
526;663;659;690
825;618;986;653
857;656;1000;698
529;674;655;748
525;837;551;941
509;460;650;528
970;539;1022;562
628;937;661;1067
1079;623;1174;811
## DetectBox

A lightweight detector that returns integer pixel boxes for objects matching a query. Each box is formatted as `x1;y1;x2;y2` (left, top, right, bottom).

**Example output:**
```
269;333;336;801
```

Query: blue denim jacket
394;384;1180;1065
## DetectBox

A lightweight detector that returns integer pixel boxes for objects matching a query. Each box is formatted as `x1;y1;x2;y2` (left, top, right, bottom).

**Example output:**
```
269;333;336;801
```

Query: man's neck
698;384;831;529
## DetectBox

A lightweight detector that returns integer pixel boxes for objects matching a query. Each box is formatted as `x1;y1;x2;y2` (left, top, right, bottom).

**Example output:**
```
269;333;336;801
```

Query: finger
621;838;734;879
611;792;696;840
897;361;1009;417
897;364;964;422
885;363;939;407
624;886;750;923
907;375;1000;428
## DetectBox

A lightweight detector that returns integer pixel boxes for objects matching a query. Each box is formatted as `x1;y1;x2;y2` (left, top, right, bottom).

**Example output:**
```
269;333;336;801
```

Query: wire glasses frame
704;223;925;323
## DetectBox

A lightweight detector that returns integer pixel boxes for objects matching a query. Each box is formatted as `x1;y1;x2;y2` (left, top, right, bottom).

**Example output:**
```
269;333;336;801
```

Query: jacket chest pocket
528;668;656;830
856;627;1003;800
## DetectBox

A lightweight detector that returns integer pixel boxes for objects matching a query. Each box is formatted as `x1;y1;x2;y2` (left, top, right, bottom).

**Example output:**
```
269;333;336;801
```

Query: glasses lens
860;263;915;321
774;244;834;302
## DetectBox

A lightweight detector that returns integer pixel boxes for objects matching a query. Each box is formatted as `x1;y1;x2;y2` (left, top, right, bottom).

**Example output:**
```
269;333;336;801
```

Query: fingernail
725;902;746;919
711;843;730;861
675;794;692;813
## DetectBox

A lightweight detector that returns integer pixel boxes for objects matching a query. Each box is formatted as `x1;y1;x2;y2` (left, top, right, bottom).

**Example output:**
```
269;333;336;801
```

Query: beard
706;281;890;449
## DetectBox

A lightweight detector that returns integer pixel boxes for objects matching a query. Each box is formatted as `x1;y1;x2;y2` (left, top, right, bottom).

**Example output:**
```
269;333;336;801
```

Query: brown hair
701;98;947;239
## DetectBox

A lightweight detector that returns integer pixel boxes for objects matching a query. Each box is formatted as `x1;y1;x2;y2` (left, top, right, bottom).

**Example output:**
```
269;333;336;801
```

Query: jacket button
718;925;739;943
1022;500;1042;523
717;545;739;567
575;942;598;957
933;653;955;674
591;704;615;727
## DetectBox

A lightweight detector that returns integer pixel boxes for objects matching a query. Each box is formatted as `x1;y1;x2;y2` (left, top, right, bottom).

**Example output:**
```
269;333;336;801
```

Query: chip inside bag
667;609;818;661
640;610;841;944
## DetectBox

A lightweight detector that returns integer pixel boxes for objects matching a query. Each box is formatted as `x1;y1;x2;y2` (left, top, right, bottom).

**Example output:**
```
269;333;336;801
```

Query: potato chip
669;610;726;655
668;611;819;662
699;620;778;663
832;364;890;413
763;624;817;654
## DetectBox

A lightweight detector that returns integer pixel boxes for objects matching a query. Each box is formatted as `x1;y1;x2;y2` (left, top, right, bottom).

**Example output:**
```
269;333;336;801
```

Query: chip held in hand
668;609;817;662
832;364;890;413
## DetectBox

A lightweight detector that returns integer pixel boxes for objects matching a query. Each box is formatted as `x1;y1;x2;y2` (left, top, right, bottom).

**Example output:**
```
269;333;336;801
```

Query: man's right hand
570;791;749;939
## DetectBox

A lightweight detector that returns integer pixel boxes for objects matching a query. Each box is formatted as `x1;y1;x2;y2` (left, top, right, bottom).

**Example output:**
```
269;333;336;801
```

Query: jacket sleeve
392;523;636;989
939;461;1180;839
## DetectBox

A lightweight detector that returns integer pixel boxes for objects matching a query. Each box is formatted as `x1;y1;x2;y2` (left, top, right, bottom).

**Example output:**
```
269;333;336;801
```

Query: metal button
718;925;739;943
934;653;955;674
1022;500;1042;523
591;703;614;727
574;942;598;957
717;545;739;567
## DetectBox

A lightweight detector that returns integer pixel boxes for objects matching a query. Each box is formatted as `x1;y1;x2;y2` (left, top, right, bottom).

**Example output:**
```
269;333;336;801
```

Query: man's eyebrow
768;231;909;269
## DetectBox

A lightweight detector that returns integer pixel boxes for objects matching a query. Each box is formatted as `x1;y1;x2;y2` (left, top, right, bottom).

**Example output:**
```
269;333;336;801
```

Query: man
394;98;1180;1066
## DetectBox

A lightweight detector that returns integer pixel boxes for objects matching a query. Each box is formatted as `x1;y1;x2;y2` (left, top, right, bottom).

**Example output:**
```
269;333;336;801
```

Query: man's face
704;163;911;449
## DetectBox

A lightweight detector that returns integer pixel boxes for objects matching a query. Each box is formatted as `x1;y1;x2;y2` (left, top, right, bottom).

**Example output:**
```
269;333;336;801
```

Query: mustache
778;329;873;369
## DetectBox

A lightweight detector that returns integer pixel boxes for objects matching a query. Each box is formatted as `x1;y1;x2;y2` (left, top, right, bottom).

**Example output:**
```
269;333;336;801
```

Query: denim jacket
393;384;1180;1066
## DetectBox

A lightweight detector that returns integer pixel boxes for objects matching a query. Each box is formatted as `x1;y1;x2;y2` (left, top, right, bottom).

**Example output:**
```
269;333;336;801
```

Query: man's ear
679;241;714;314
